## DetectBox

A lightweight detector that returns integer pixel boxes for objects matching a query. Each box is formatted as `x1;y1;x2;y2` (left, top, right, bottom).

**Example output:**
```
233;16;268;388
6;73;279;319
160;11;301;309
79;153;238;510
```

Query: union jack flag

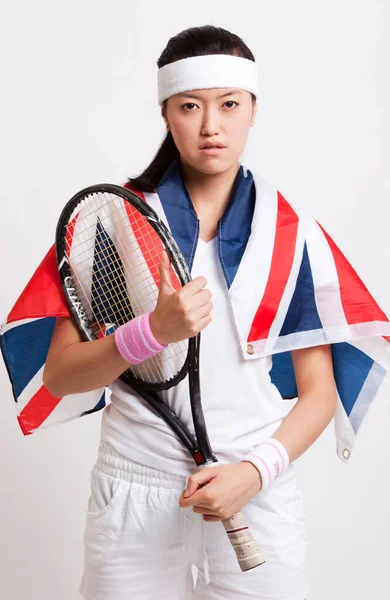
0;245;106;435
1;159;389;465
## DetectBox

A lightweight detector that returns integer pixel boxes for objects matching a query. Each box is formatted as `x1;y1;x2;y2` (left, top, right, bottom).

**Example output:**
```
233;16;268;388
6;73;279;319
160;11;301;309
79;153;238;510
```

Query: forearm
272;391;337;462
241;391;337;489
43;334;130;397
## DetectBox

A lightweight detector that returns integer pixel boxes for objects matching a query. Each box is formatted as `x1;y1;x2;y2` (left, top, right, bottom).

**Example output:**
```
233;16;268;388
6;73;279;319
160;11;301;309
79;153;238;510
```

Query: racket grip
221;511;265;572
196;463;265;571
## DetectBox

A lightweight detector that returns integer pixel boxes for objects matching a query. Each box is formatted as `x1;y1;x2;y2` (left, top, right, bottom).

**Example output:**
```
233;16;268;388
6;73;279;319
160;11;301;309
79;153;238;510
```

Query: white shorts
79;441;309;600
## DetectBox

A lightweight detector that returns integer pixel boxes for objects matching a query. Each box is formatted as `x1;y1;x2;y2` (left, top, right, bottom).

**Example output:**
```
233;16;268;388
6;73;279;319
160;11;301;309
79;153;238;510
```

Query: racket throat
188;335;218;466
191;450;218;466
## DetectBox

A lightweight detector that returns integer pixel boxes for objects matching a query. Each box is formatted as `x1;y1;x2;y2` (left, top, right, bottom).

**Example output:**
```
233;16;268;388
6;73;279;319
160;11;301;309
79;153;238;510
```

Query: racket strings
90;228;134;326
68;220;137;330
72;195;169;385
64;191;188;384
66;196;176;385
66;203;169;313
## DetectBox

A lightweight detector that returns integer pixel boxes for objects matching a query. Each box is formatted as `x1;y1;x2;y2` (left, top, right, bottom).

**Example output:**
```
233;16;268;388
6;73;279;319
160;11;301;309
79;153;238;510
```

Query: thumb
183;466;218;497
158;249;174;291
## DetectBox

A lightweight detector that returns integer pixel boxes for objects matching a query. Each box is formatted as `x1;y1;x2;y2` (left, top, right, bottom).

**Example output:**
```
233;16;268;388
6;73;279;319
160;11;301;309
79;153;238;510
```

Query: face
162;88;257;176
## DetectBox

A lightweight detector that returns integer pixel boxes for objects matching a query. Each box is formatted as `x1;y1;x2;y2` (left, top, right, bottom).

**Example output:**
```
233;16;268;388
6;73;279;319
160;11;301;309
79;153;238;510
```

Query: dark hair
127;25;256;192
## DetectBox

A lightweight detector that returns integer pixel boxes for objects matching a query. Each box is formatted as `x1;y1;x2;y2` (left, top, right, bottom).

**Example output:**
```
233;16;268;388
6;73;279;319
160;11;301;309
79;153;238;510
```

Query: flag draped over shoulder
239;195;390;462
1;165;390;467
151;158;390;462
0;245;106;435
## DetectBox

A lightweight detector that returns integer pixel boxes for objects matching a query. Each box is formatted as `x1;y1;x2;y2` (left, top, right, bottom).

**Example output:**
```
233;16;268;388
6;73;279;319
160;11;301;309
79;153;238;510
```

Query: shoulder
243;163;315;231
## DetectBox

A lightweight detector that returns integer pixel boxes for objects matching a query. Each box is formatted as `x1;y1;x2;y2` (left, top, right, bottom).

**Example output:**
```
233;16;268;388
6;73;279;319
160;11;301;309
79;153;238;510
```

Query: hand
149;249;213;345
178;462;263;522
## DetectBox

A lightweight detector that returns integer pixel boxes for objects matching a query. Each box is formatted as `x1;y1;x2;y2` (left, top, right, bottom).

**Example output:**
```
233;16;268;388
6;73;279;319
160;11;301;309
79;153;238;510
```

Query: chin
187;156;237;176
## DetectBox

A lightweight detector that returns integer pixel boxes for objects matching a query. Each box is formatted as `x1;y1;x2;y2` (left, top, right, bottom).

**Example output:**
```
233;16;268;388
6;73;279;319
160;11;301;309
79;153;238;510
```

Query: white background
0;1;389;598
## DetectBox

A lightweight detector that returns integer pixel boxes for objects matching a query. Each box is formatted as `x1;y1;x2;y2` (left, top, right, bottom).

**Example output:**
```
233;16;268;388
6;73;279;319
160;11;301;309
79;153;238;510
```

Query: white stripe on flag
333;386;356;460
16;361;106;427
249;321;390;360
349;361;387;433
268;213;308;353
36;387;106;431
228;174;279;346
144;191;171;228
306;218;347;332
17;364;45;411
349;334;390;369
1;317;42;334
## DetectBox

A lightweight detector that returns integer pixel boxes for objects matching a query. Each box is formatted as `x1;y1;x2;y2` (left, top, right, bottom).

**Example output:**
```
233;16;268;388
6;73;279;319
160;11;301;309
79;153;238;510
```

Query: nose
200;108;221;136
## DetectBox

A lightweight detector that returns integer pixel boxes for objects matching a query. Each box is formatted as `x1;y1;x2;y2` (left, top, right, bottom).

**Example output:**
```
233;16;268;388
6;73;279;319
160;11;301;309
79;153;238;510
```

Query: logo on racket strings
64;276;89;324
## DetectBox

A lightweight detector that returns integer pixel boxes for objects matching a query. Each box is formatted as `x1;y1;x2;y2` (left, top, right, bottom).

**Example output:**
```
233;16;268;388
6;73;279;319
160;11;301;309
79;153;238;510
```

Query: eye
224;101;239;108
181;102;198;111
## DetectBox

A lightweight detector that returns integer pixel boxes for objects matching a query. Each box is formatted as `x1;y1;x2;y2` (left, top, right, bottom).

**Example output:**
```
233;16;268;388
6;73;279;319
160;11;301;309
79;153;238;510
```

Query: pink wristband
241;438;290;491
114;312;168;365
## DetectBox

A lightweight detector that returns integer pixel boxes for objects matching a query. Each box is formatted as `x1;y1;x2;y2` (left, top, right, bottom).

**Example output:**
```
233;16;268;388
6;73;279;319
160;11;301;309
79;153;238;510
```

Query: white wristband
241;438;290;491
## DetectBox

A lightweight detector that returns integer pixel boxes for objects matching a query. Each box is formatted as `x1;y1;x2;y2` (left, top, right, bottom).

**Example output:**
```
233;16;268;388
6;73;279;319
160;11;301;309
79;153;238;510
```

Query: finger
183;478;202;498
181;275;208;296
197;313;213;331
182;471;219;503
192;505;219;515
158;249;175;291
196;300;213;319
190;289;213;310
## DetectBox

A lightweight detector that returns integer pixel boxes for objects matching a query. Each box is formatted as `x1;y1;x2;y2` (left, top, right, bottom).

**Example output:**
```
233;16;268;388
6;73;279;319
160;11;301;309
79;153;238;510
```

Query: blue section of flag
157;157;199;271
91;219;134;325
270;341;374;420
1;317;56;398
157;156;255;287
269;352;298;399
279;242;323;336
81;390;107;416
217;166;255;288
331;342;374;416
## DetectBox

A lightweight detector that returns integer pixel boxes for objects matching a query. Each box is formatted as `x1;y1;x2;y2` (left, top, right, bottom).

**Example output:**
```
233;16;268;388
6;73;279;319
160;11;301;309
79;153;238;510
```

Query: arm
272;343;338;461
43;252;213;398
241;343;338;488
179;344;338;519
43;316;131;397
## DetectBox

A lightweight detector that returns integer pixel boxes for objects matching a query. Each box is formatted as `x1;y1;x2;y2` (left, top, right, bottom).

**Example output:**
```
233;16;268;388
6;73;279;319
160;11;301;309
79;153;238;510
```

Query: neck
179;158;241;218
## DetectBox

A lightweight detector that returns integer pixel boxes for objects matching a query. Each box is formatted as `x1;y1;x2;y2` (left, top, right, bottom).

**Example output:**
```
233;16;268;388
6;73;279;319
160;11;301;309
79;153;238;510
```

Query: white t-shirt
100;231;309;599
101;236;294;477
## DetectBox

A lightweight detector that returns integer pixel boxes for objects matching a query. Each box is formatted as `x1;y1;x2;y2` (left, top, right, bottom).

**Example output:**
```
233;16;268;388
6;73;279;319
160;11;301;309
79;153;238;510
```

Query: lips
200;143;226;149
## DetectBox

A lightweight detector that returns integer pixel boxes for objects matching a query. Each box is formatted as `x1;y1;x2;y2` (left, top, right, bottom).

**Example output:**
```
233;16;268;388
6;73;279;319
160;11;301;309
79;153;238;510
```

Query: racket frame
55;183;265;572
55;183;217;463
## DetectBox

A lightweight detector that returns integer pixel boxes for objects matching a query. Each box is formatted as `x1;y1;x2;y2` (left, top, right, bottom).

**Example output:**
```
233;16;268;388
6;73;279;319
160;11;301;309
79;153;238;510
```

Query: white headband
157;54;258;106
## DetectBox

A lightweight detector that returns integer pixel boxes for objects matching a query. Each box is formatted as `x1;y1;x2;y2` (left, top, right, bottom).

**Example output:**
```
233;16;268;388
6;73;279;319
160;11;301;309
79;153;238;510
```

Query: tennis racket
55;183;265;572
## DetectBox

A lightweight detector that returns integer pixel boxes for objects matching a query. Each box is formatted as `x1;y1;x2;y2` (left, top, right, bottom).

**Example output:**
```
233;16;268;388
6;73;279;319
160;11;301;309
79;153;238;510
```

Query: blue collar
156;156;256;289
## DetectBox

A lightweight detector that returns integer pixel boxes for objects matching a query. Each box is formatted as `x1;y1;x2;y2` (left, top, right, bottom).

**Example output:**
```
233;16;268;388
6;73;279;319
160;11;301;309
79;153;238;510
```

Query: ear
252;100;258;120
161;107;169;130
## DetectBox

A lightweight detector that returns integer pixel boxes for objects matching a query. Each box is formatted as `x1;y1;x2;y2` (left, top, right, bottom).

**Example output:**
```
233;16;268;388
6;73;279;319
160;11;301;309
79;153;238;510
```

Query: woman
41;25;322;599
34;24;388;600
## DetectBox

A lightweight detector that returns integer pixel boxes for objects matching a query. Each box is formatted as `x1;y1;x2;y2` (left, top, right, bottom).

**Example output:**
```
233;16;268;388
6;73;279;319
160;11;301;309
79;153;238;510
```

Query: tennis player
43;25;337;600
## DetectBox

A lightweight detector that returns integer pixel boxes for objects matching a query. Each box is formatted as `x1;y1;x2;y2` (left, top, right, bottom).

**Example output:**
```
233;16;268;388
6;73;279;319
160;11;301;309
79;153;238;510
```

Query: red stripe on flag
97;324;107;339
7;245;70;324
17;385;63;435
123;185;181;291
317;221;390;326
66;211;80;254
247;192;299;342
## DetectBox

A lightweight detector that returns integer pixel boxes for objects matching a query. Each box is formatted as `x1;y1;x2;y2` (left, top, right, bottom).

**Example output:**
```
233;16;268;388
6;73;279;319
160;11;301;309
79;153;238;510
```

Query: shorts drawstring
201;517;211;585
180;507;186;549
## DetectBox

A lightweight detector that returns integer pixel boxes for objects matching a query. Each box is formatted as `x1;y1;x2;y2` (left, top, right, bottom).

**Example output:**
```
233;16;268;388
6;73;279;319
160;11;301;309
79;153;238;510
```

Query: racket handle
221;511;265;571
196;463;265;571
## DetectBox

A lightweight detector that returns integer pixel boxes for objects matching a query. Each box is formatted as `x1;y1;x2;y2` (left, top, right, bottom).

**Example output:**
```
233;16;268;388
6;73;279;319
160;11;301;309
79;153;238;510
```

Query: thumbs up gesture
149;250;213;345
